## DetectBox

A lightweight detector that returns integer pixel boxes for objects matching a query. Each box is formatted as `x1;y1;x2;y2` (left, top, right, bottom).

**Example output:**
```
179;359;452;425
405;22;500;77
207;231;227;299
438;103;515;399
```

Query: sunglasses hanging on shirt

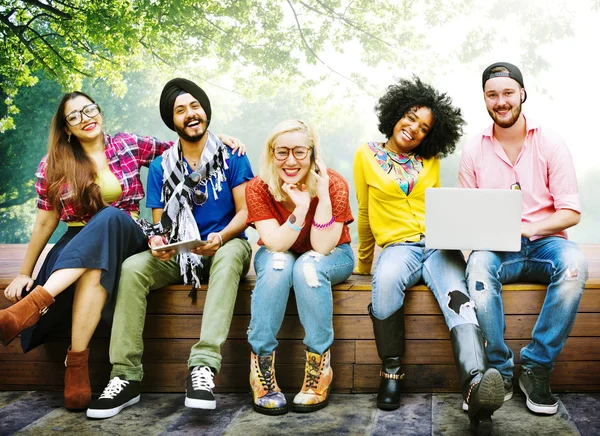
191;186;208;206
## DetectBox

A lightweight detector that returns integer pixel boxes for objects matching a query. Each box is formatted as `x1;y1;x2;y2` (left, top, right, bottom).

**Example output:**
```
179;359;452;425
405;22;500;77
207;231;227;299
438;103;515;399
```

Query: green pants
109;238;252;381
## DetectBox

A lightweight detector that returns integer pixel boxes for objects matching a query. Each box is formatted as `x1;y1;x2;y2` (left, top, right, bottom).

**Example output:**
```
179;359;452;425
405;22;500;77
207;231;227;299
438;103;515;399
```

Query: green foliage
457;0;575;73
0;71;62;209
0;198;35;242
1;0;478;130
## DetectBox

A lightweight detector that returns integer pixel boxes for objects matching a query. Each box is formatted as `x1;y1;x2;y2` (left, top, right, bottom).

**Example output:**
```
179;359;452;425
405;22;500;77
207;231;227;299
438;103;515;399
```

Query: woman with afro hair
353;77;504;435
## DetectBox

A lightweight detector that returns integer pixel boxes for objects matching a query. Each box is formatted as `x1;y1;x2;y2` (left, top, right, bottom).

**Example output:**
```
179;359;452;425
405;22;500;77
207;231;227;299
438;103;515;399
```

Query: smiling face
484;76;524;128
273;130;313;185
388;106;433;154
172;93;208;142
64;95;103;143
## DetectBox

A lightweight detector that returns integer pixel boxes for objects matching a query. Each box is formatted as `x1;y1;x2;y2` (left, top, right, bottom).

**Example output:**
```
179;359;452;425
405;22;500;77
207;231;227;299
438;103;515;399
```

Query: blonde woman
245;120;354;415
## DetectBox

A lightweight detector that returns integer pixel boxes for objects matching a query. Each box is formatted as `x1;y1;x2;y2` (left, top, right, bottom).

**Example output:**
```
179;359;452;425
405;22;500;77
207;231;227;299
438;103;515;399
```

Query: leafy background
1;0;598;244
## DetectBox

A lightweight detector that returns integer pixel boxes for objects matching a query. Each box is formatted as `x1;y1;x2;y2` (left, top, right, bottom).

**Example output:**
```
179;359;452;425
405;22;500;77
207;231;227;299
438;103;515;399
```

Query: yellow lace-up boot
292;349;332;412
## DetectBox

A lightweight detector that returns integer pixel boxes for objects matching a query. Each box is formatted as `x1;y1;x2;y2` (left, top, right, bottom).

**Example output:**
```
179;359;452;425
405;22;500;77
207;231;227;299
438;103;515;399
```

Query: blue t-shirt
147;147;254;239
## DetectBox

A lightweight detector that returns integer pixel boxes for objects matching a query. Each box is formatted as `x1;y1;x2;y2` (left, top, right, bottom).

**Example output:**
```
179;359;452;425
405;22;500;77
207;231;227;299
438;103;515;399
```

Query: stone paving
1;391;598;435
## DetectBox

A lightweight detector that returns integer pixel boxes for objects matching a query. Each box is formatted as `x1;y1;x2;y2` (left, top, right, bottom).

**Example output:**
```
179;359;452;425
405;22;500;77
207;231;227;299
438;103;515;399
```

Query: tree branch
139;38;175;67
0;13;58;77
299;0;396;50
21;0;72;20
52;0;82;11
26;26;92;77
286;0;372;93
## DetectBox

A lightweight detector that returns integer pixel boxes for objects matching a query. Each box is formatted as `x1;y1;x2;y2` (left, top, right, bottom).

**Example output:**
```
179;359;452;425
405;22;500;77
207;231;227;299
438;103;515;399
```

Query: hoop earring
67;133;71;143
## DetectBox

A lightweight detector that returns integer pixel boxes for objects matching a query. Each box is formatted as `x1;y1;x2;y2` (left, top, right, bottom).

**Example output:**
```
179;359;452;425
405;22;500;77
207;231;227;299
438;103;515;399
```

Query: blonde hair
259;119;320;202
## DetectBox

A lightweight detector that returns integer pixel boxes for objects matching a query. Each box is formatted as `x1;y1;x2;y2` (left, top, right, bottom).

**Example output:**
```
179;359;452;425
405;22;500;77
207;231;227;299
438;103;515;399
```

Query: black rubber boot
450;323;504;436
369;304;405;410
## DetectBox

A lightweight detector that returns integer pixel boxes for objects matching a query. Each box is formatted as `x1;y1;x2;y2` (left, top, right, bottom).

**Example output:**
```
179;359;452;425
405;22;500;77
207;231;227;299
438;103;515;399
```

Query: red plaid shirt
35;132;173;223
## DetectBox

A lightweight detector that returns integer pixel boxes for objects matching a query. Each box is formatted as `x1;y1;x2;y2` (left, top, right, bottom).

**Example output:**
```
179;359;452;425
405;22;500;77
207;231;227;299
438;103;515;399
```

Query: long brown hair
45;92;105;218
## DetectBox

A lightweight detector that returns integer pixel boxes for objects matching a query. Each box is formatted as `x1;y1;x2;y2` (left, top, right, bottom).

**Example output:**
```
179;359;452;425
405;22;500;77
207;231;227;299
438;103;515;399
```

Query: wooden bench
1;244;599;393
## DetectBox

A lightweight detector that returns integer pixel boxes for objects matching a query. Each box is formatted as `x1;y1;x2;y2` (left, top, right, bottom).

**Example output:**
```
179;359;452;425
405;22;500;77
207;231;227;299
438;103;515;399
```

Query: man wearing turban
88;78;254;418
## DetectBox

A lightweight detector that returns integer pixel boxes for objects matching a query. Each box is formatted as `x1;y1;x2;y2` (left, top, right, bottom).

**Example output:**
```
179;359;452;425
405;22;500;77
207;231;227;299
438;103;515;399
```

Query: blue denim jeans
371;239;478;330
248;243;354;356
466;236;588;378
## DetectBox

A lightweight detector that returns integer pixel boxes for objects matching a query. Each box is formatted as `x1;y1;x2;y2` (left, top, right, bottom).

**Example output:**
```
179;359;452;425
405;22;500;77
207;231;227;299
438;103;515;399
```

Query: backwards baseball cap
159;78;212;131
482;62;527;103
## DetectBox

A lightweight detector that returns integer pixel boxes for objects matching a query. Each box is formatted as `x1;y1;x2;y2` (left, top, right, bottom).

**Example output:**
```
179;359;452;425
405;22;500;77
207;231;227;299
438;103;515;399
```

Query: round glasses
273;146;310;161
65;103;101;126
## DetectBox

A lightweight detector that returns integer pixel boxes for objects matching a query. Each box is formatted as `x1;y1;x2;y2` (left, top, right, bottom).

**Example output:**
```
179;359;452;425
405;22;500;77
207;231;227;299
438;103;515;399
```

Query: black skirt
20;206;148;352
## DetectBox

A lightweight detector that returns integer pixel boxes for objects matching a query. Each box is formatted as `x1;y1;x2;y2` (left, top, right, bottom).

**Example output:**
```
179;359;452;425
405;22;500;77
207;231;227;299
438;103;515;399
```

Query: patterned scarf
369;142;423;195
138;131;229;292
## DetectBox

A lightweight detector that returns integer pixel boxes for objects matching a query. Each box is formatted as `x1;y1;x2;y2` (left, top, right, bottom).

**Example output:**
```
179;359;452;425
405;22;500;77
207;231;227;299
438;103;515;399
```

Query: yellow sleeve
353;146;376;275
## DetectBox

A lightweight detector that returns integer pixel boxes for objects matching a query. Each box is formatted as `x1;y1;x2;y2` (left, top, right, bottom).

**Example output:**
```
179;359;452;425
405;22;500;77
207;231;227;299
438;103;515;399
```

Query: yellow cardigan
353;142;440;274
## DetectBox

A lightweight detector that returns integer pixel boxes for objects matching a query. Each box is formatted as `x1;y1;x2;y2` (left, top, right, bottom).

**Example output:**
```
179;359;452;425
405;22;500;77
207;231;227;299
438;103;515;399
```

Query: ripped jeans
371;240;477;329
466;236;588;378
248;243;354;356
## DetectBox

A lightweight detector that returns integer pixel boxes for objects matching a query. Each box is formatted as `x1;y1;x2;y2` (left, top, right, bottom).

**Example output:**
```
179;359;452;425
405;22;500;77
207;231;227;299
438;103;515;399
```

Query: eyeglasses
273;146;310;161
65;103;101;126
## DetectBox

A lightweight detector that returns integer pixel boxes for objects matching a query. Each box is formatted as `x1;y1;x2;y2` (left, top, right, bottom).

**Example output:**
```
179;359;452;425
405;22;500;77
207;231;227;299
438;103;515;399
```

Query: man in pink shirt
459;62;588;416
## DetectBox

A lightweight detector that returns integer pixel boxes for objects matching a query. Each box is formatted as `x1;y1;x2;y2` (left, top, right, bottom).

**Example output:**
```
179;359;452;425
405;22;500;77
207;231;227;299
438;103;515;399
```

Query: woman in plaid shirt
0;91;242;411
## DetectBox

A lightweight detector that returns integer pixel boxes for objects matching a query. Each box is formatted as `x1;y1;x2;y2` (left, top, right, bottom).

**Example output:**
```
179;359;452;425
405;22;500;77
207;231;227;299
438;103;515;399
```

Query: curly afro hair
376;76;465;159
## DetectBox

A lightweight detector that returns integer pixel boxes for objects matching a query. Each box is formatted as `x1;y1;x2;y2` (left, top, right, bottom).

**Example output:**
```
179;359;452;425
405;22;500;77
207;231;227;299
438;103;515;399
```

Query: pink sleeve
458;144;477;189
545;134;581;213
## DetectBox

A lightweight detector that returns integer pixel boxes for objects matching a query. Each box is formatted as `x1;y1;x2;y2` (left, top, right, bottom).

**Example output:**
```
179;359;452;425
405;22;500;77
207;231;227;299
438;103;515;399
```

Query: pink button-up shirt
458;115;580;240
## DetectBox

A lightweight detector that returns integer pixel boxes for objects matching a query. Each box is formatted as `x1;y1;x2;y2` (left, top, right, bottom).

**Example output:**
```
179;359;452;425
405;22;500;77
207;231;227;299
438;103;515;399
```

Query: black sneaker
463;377;513;411
86;377;141;419
503;377;513;401
519;366;558;414
185;366;216;409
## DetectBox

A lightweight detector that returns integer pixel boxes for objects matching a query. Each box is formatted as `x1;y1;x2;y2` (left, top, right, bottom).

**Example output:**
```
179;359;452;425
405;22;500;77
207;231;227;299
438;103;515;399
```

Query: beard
175;116;208;142
488;101;522;129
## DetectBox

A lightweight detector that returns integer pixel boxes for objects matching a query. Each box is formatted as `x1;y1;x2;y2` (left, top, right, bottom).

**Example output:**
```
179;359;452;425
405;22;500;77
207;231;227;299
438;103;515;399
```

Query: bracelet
215;232;223;247
312;216;335;229
287;220;303;231
286;213;303;231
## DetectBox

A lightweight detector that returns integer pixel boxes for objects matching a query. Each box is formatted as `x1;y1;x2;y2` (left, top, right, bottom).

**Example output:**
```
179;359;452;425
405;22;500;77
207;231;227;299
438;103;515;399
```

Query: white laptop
425;188;522;252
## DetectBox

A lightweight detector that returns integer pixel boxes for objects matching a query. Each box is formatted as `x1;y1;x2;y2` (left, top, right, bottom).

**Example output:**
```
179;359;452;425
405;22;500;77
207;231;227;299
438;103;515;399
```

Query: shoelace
528;369;553;397
304;355;321;389
98;377;129;400
258;357;277;392
191;366;215;391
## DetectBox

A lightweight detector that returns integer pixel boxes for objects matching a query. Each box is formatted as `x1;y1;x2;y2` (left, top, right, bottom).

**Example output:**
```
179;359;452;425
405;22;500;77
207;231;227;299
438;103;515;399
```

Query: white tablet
152;239;207;254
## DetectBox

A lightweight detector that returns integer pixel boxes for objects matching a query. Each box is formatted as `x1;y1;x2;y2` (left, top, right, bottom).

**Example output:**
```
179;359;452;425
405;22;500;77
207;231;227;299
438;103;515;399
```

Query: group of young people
0;62;587;436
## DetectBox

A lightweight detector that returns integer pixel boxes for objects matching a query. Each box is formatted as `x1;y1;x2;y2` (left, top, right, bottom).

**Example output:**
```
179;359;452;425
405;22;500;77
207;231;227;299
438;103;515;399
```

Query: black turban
159;78;212;131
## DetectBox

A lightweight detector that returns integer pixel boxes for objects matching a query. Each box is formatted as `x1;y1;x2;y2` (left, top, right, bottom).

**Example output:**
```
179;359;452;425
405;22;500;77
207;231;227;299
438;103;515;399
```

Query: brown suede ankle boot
0;285;54;346
64;348;91;410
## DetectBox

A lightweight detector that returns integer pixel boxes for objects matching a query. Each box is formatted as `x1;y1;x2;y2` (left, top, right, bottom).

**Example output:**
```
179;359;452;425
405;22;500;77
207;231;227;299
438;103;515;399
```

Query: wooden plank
0;361;354;391
1;244;599;289
0;339;356;365
355;337;600;364
133;313;599;340
5;336;596;368
9;313;595;341
2;287;600;316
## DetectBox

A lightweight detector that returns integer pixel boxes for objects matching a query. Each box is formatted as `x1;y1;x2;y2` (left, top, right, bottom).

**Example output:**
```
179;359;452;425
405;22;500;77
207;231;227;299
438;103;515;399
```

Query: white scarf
138;131;228;290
